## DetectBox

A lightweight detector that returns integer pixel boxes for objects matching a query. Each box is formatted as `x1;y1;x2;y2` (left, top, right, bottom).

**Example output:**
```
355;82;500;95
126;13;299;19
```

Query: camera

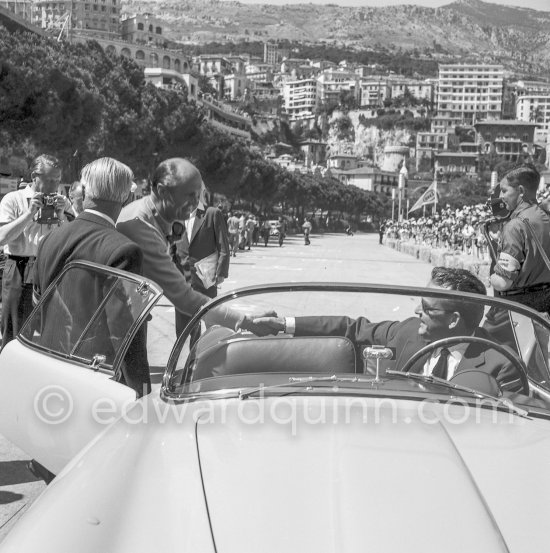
35;194;59;225
43;194;57;206
486;184;510;220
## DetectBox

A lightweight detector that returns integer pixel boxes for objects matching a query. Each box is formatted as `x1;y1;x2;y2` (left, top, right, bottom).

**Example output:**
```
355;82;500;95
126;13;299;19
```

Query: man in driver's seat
253;267;520;391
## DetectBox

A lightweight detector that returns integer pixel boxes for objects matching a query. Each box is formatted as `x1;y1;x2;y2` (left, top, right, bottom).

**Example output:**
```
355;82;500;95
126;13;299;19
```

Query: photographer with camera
0;154;71;349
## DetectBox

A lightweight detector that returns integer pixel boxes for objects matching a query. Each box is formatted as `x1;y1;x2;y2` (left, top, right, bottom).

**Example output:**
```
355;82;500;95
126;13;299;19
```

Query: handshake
236;311;286;336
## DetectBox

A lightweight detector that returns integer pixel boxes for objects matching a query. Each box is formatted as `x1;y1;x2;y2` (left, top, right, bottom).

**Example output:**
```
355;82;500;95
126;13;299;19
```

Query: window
137;22;143;30
155;26;161;34
20;264;159;370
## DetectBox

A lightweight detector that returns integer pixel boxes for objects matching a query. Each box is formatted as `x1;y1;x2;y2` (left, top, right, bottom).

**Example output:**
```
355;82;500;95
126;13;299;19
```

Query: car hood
197;397;550;553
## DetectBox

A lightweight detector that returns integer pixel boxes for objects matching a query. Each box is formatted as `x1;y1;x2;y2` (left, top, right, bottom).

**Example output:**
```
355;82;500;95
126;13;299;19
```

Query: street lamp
391;188;396;222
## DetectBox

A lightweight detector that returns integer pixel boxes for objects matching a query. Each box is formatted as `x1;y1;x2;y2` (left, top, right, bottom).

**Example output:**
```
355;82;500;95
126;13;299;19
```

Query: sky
233;0;550;11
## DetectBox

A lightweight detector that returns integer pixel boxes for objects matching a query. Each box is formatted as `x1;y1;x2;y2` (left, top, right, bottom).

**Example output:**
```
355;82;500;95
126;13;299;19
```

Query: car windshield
164;284;550;416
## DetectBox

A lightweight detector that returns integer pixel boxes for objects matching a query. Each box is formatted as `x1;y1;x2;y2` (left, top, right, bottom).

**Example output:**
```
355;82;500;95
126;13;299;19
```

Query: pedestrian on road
227;211;240;257
378;220;386;245
302;217;312;245
277;216;286;247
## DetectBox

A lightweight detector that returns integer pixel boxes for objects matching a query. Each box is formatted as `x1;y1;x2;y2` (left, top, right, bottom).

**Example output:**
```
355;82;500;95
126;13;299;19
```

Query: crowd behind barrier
383;203;493;261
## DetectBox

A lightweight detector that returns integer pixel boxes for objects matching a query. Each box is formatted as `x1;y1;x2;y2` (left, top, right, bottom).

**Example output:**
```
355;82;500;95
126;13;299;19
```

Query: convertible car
1;261;550;552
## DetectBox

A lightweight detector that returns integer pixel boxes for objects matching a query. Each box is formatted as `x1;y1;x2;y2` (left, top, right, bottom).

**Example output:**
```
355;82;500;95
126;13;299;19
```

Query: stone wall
385;238;491;287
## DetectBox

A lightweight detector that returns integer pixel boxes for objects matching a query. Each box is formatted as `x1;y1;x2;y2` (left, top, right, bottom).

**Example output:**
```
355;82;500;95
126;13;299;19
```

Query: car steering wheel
400;336;530;395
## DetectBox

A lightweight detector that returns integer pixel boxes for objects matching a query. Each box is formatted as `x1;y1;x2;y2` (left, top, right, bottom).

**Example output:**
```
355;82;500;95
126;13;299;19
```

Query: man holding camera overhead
0;154;71;349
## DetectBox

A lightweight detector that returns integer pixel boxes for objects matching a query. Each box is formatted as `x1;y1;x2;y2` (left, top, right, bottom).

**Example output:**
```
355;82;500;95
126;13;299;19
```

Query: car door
0;261;162;475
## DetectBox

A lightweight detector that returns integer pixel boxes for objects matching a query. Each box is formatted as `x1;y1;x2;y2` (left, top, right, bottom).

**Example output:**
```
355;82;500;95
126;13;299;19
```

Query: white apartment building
390;79;434;103
283;78;318;122
223;73;249;101
516;96;550;132
437;64;504;124
358;78;390;108
317;70;358;106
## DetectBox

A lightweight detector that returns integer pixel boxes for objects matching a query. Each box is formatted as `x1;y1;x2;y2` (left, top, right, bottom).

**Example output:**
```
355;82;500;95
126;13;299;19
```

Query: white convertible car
1;261;550;552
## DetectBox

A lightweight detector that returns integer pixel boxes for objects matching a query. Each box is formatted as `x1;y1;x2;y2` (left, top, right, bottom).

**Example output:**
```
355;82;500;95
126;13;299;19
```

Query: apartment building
263;42;279;65
474;120;539;162
357;78;390;108
317;70;359;106
223;72;249;101
513;81;550;133
120;13;163;46
389;79;434;104
437;64;504;124
282;78;318;122
516;95;550;133
33;0;120;35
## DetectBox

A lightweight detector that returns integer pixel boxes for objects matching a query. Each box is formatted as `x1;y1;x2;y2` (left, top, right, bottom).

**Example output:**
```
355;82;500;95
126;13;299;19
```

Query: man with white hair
33;157;149;396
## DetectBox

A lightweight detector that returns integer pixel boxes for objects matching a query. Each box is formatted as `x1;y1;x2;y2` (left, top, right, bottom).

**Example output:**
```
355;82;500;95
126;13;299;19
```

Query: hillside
120;0;550;77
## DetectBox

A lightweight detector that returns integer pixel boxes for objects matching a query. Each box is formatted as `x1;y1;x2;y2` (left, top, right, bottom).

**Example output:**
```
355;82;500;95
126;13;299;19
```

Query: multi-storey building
389;79;434;104
33;0;120;36
474;120;539;162
196;55;233;76
332;167;400;196
516;96;550;134
120;13;163;46
430;115;462;134
437;64;504;124
263;42;279;65
357;78;390;108
223;72;248;101
282;78;317;122
515;83;550;133
1;0;33;21
317;70;358;106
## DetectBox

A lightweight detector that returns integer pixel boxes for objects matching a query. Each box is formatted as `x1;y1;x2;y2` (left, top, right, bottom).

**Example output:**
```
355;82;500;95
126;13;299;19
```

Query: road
0;231;434;540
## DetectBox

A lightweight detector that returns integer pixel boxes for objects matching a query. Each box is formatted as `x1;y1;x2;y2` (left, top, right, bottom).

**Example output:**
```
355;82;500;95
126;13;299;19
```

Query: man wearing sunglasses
253;266;518;389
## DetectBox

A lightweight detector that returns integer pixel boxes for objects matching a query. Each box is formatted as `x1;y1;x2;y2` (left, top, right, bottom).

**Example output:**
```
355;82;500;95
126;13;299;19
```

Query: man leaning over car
116;158;275;338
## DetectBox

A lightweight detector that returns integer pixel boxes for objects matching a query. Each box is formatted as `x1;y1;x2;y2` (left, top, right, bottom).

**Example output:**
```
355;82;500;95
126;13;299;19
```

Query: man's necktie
431;347;450;379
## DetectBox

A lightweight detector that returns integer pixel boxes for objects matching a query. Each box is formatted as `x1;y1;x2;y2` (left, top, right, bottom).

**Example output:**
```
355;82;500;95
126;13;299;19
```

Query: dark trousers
1;257;35;350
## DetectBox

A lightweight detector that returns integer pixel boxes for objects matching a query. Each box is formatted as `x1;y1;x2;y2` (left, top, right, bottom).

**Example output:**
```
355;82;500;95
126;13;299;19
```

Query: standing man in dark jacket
174;189;230;335
33;157;149;396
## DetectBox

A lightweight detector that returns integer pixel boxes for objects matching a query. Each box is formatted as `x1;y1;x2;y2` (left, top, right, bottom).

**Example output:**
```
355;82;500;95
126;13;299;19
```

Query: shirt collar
510;199;537;219
83;209;115;227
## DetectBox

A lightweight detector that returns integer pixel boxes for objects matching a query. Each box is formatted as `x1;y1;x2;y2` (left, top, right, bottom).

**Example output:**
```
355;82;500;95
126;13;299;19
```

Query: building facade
282;78;318;122
437;64;504;124
120;13;164;46
474;120;539;162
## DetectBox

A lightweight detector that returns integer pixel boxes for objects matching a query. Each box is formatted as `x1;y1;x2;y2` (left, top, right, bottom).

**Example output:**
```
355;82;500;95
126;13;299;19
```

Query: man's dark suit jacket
295;315;518;389
33;211;149;395
176;206;230;297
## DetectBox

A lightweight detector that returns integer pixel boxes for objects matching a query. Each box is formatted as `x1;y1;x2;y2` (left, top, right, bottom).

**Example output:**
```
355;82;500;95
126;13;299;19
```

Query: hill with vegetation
0;28;388;220
121;0;550;78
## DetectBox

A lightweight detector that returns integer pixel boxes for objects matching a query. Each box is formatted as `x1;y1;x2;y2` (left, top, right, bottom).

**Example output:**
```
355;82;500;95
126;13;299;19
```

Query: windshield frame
162;281;550;402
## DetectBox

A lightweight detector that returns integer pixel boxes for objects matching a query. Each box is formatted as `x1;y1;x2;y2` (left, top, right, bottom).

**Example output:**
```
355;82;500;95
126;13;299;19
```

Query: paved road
0;231;433;539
